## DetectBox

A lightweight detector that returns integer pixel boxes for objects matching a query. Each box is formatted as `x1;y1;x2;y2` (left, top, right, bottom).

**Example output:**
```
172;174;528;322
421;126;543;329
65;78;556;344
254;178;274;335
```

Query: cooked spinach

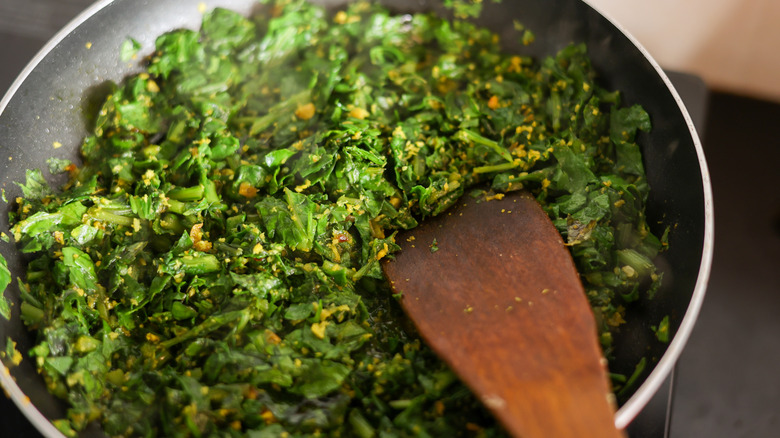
9;1;664;436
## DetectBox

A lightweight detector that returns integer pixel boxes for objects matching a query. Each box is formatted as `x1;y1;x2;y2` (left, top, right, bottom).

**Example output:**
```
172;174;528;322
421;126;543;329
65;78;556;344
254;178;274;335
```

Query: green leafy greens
9;1;665;436
0;255;11;320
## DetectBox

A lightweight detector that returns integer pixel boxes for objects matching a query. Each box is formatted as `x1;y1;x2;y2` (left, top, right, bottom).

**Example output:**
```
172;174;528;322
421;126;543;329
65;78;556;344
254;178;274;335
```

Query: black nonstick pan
0;1;713;436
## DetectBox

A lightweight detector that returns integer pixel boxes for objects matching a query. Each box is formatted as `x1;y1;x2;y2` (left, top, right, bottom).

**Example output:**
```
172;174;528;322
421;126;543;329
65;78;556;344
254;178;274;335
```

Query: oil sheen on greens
9;1;664;436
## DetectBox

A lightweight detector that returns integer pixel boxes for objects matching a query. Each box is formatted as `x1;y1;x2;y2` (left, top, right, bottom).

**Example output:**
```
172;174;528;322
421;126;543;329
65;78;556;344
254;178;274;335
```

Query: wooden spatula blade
382;191;624;438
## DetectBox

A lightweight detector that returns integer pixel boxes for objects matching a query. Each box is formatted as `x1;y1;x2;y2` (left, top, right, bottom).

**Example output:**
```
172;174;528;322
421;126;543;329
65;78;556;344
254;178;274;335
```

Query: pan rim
0;0;715;435
579;0;714;429
0;0;117;434
0;0;113;438
0;0;119;432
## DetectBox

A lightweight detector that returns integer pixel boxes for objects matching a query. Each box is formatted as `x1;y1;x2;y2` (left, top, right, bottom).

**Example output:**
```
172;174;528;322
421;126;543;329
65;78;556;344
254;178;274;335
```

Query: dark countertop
670;92;780;437
2;1;779;437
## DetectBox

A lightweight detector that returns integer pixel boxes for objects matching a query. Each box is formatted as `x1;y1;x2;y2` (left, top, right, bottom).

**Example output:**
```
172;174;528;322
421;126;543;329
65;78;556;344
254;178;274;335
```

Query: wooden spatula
382;190;625;438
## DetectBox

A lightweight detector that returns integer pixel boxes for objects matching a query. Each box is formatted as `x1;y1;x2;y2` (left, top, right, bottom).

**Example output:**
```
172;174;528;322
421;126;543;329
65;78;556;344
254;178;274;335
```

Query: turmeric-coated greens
10;1;664;436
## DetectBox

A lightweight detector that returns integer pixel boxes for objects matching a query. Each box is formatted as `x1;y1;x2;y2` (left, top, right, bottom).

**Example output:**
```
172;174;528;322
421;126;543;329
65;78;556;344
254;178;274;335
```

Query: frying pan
0;0;714;436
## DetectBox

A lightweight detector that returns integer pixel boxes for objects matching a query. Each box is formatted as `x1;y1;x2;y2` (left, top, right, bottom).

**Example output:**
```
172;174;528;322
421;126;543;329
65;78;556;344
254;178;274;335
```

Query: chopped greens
119;37;142;62
653;315;671;343
46;157;74;175
9;1;666;436
0;255;10;320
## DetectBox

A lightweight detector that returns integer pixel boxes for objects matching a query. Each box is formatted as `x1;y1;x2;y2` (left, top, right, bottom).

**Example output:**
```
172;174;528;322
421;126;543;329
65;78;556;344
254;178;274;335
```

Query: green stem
25;271;47;282
617;357;647;398
472;161;519;174
177;254;221;276
88;207;135;227
457;129;514;163
20;301;44;325
615;249;654;278
168;185;205;202
203;180;220;204
161;309;245;349
166;199;186;215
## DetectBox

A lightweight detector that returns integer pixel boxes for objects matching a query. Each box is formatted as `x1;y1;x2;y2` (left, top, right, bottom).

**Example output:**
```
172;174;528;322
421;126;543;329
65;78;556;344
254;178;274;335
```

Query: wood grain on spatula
382;190;624;438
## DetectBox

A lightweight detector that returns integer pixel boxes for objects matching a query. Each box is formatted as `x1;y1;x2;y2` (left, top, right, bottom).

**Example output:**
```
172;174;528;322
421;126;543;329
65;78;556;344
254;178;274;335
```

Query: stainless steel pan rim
0;3;118;436
0;0;715;436
577;1;714;428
